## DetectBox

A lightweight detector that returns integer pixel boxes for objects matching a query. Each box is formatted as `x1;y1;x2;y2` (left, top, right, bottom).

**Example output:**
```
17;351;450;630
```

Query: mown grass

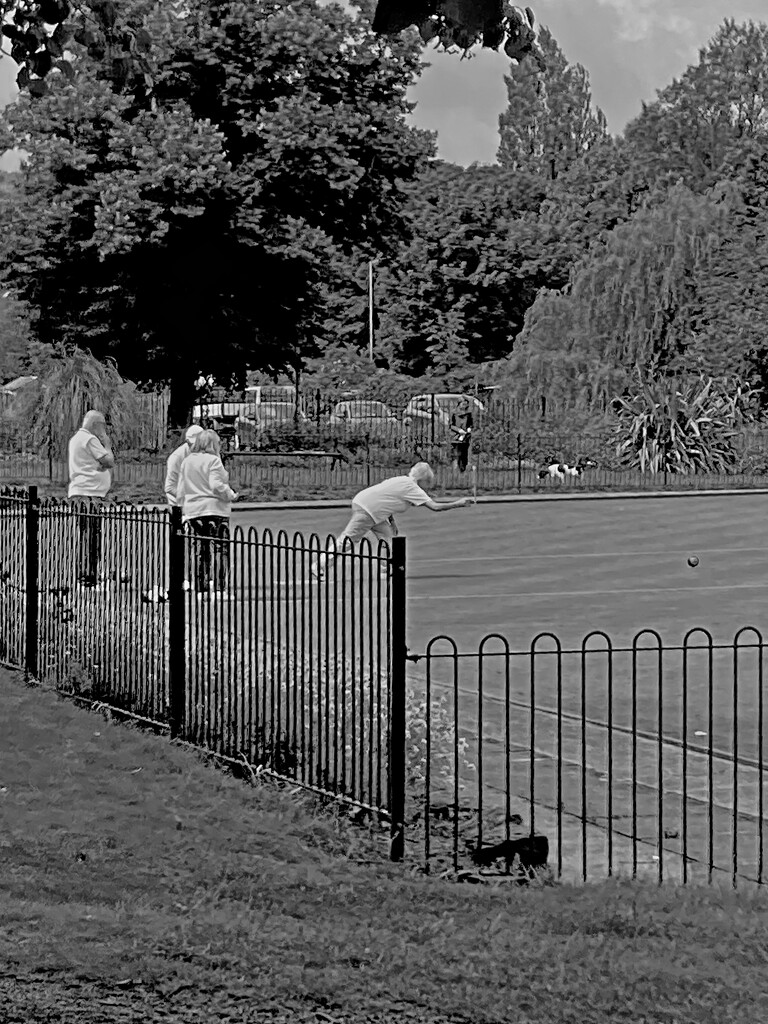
2;667;768;1023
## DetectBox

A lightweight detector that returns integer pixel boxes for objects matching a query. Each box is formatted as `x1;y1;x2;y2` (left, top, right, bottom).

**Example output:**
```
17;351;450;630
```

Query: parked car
401;394;485;432
236;402;307;448
254;402;306;429
243;383;300;408
328;400;400;435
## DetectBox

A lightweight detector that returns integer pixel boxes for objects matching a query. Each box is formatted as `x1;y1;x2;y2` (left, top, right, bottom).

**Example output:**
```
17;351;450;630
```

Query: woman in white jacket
176;430;238;595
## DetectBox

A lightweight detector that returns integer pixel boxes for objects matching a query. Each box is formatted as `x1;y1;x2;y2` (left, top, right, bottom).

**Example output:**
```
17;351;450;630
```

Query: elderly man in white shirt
164;424;203;506
68;410;115;587
313;462;471;577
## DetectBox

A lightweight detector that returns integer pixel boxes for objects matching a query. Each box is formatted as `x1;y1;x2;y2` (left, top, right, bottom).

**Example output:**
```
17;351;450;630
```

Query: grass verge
2;666;768;1024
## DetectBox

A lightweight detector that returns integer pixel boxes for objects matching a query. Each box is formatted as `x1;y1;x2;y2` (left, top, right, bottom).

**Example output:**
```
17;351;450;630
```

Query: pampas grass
16;345;141;457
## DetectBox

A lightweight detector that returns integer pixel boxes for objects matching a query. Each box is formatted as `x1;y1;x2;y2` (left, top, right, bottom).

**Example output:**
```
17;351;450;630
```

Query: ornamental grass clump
15;345;141;457
614;373;761;475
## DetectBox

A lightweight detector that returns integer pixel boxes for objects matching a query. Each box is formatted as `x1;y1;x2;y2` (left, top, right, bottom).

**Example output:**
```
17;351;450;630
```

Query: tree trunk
168;373;197;430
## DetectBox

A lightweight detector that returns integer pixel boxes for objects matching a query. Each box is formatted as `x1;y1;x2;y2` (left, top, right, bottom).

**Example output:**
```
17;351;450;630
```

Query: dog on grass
538;458;597;482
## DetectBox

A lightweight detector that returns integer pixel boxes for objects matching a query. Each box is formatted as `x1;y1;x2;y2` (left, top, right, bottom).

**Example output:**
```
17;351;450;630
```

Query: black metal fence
5;403;768;499
5;438;768;499
0;489;406;859
0;486;27;669
3;488;767;886
409;629;767;887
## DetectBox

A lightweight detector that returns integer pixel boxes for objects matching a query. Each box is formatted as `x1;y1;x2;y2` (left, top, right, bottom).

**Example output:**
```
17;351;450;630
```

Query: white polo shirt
68;428;112;498
352;475;430;524
164;442;191;506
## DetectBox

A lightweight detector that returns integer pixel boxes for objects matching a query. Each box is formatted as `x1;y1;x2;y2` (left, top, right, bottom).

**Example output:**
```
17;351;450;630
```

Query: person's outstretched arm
423;497;472;512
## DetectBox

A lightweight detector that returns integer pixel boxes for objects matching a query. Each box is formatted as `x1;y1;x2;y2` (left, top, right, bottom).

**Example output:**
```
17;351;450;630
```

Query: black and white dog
538;457;597;482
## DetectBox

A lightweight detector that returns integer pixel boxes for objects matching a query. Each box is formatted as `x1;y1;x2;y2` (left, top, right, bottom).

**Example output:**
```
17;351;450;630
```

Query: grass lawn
232;493;768;650
3;667;768;1024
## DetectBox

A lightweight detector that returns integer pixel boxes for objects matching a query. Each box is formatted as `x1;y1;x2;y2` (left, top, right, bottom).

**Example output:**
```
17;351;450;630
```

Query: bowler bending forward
313;462;471;577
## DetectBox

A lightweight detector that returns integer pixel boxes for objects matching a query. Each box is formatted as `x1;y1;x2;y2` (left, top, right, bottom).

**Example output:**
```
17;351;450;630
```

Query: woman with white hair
176;429;238;595
68;409;115;587
313;462;472;577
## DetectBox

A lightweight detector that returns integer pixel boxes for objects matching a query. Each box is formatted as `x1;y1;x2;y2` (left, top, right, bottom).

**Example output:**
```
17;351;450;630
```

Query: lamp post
368;259;374;362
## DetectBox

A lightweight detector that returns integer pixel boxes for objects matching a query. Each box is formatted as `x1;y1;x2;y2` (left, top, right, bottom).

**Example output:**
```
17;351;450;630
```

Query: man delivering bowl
312;462;471;577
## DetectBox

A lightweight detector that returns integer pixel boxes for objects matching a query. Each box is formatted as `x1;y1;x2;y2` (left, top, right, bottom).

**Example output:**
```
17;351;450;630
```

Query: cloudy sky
409;0;767;164
1;1;766;170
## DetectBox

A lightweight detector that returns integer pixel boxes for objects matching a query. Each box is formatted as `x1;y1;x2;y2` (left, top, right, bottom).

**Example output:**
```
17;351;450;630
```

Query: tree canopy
498;26;606;180
0;0;434;419
505;19;768;415
1;0;545;94
3;5;768;439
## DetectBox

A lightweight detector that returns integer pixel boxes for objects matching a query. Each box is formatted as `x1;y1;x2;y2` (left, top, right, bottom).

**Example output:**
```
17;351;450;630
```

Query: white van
401;393;484;430
192;385;305;448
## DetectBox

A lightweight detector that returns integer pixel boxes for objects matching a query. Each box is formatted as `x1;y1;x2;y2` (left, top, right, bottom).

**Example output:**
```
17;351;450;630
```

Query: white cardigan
176;453;236;521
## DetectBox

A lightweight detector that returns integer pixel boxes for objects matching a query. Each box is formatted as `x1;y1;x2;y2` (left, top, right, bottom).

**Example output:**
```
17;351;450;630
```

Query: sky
407;0;768;164
1;1;766;171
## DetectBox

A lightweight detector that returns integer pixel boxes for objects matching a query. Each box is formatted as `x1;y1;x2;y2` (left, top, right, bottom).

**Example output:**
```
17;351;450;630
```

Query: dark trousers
452;442;470;472
72;497;107;585
188;516;230;592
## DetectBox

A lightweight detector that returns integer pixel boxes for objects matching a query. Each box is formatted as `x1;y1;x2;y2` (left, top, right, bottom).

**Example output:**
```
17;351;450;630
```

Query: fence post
517;432;523;494
389;535;407;862
168;505;186;739
365;432;371;488
24;485;39;681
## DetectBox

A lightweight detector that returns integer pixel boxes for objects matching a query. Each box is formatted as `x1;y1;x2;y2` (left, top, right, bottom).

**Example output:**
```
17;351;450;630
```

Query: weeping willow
17;347;140;457
511;184;730;412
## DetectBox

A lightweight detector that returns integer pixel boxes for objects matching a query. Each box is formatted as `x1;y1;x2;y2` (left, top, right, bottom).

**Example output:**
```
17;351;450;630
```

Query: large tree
686;140;768;387
506;18;768;410
497;26;607;181
0;289;31;381
357;160;547;377
623;19;768;195
0;170;30;381
508;184;732;410
0;0;433;420
0;0;546;92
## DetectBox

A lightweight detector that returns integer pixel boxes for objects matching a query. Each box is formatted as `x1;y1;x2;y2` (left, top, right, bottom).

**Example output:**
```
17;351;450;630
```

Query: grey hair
409;461;434;485
82;410;106;431
190;429;221;457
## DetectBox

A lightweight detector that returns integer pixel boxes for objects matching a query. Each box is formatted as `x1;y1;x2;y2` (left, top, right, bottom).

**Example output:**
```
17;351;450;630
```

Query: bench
223;449;349;470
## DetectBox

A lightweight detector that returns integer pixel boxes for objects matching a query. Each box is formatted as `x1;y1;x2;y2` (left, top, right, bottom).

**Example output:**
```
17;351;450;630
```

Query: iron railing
0;485;28;670
3;489;768;885
409;628;768;886
4;426;768;497
36;499;171;720
0;492;404;856
179;521;396;823
5;450;768;499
